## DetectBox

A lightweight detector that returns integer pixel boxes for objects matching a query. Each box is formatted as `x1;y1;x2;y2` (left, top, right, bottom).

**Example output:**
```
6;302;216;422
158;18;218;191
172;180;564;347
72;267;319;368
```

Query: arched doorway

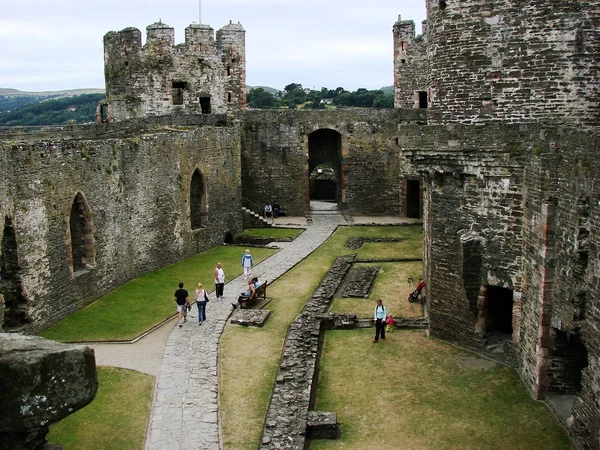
0;216;29;329
190;169;208;229
69;192;95;273
307;129;342;210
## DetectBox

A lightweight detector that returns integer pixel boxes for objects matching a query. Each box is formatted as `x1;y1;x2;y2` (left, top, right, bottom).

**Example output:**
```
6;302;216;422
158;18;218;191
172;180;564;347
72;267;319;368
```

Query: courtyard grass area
312;329;572;450
47;367;154;450
331;261;423;318
241;227;304;239
220;225;423;449
41;245;276;342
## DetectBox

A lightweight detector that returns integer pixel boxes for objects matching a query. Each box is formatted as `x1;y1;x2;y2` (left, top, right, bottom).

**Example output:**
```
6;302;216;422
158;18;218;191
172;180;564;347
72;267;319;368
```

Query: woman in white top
195;283;209;325
373;299;387;342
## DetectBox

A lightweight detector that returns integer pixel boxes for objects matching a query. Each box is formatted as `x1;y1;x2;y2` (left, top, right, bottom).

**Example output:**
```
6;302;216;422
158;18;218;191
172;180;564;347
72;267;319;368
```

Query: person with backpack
373;299;387;342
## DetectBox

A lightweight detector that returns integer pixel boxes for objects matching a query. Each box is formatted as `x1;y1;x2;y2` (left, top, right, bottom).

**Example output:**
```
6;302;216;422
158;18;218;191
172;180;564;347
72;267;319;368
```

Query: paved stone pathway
145;211;347;450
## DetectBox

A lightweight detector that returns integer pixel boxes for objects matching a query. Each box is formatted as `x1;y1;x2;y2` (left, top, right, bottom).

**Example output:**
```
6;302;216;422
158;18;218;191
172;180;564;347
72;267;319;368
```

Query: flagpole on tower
199;0;202;24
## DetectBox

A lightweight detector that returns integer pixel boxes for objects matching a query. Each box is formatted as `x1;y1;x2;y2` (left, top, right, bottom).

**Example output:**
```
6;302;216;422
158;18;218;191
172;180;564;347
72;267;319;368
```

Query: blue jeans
197;301;206;322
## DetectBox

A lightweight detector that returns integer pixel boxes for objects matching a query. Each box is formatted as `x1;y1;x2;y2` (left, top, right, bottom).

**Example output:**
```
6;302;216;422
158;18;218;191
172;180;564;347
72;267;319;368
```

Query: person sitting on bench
232;279;256;309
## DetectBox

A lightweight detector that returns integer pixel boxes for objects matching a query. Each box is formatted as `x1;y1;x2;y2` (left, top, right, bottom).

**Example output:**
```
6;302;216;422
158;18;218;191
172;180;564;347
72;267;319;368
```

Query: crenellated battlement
101;20;246;122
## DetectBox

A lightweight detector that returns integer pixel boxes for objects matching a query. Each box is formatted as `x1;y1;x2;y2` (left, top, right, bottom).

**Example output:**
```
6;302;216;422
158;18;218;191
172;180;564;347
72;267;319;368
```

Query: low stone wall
260;255;355;449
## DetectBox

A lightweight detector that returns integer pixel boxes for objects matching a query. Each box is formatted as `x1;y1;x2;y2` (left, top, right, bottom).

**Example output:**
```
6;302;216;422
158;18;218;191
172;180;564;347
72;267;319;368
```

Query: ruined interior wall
241;109;425;216
425;0;600;125
0;122;241;333
518;128;600;448
399;124;525;354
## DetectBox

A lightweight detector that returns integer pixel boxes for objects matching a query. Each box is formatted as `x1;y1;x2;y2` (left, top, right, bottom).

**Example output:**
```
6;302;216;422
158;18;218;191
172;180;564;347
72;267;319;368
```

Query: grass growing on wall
219;225;423;449
312;329;572;450
47;367;154;450
41;245;276;342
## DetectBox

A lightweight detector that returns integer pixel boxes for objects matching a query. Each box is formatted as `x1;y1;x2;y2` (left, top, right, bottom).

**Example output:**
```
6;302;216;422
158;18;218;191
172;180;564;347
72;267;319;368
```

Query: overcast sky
1;0;426;92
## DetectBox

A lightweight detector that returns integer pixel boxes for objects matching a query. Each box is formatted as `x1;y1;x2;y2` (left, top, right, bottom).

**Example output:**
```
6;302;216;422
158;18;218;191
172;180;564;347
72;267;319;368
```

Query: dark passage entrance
308;129;342;205
190;170;207;229
200;96;211;114
69;193;95;272
418;91;428;108
0;217;29;329
405;179;421;218
549;330;588;394
484;285;514;335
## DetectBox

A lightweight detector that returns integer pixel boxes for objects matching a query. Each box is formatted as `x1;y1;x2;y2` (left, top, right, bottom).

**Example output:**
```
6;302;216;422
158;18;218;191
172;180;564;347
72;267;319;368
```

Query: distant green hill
248;85;280;95
379;86;394;95
0;94;104;126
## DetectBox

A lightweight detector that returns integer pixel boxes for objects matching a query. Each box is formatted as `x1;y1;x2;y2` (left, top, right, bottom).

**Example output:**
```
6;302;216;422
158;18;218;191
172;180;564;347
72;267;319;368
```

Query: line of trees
247;84;394;109
0;94;104;126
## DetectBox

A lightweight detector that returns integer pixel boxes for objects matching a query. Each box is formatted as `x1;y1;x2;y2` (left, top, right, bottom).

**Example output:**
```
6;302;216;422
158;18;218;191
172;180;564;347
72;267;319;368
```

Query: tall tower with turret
393;15;428;109
99;20;246;122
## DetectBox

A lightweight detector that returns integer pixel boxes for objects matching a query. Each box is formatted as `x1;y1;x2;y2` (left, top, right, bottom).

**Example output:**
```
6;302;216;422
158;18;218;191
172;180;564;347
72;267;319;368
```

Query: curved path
145;211;347;449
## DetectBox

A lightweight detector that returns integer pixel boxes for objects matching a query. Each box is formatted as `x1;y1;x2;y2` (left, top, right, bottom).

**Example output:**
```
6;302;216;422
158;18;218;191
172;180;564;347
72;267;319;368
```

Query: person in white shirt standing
373;299;387;343
214;262;225;300
241;249;253;280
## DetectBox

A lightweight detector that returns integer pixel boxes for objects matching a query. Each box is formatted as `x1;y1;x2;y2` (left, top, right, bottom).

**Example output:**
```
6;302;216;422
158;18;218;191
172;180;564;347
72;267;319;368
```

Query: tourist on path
195;283;209;325
214;262;225;300
173;282;189;328
373;299;387;342
273;201;281;218
241;249;253;280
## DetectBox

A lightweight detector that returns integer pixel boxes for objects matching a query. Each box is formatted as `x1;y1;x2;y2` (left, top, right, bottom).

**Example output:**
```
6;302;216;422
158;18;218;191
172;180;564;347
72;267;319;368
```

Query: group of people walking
172;249;255;326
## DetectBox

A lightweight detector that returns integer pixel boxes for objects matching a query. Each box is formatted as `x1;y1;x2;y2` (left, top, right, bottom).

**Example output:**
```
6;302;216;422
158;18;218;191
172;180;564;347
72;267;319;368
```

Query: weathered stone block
0;334;97;450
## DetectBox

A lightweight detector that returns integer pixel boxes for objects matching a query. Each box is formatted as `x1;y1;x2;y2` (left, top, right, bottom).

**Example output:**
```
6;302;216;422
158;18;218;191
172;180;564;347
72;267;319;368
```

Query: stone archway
68;192;95;273
190;169;208;229
0;217;29;329
307;129;342;210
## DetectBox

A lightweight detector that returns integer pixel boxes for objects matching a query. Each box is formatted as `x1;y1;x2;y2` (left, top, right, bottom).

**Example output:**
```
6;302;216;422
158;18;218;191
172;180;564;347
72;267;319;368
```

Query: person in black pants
373;299;387;342
214;262;225;299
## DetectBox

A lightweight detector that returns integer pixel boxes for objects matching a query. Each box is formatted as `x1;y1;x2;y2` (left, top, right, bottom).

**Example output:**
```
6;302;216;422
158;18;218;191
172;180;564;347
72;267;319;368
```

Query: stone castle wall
102;21;246;122
393;16;428;109
400;122;600;448
425;0;600;125
0;118;242;333
241;109;425;216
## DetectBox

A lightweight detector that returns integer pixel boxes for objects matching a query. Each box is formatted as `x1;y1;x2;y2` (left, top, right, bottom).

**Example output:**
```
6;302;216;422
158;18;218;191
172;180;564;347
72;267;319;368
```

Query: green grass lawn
41;245;276;342
312;329;571;450
241;227;304;239
220;225;423;449
47;367;154;450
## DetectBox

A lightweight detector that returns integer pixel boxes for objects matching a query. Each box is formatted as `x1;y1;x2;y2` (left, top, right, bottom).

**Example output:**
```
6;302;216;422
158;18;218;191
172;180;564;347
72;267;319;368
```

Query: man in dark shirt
174;282;189;328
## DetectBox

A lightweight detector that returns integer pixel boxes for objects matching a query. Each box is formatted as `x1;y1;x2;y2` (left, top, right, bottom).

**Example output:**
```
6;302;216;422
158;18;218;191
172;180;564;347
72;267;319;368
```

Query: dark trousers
196;301;206;322
375;318;386;341
215;283;224;298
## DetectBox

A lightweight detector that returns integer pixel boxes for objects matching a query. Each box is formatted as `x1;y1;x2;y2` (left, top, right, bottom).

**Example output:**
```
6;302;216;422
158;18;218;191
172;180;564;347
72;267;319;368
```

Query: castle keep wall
103;21;246;122
400;123;600;448
0;119;242;333
241;109;425;216
425;0;600;125
393;16;428;109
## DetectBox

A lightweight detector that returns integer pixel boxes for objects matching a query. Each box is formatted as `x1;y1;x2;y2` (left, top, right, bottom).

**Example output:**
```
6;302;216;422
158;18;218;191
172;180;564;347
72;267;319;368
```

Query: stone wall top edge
0;114;234;141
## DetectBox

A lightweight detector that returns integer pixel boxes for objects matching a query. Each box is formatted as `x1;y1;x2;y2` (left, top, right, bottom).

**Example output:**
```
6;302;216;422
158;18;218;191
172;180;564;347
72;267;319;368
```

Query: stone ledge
306;412;340;440
230;309;271;327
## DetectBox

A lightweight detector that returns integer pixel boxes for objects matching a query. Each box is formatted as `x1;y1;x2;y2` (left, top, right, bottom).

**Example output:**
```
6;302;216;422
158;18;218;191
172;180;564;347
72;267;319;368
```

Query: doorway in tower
404;178;422;218
307;129;342;212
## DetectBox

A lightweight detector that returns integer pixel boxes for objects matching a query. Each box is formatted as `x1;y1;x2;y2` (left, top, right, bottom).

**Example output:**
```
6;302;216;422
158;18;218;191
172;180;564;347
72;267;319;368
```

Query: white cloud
0;0;426;91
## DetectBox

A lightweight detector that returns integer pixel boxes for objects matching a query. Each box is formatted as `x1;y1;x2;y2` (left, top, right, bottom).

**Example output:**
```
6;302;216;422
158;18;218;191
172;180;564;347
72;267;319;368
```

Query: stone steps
242;206;272;227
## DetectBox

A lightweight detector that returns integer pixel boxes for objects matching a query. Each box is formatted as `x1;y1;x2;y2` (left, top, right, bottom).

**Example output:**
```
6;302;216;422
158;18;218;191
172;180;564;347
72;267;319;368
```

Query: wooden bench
238;281;268;309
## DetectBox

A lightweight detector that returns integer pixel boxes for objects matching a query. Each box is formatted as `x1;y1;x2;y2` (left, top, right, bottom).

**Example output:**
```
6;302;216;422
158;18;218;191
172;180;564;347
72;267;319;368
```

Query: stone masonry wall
0;120;242;333
103;21;246;122
393;16;428;109
241;109;425;216
401;123;600;449
399;123;525;355
518;128;600;449
425;0;600;125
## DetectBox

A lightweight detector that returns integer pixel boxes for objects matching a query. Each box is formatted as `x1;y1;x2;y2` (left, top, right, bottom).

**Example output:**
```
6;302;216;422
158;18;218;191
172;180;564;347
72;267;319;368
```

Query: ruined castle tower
392;15;428;109
100;20;246;122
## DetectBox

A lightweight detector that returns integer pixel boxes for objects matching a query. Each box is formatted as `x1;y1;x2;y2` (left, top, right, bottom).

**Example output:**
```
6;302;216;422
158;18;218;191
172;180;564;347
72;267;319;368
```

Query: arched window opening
190;170;208;229
69;193;95;272
1;217;29;329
